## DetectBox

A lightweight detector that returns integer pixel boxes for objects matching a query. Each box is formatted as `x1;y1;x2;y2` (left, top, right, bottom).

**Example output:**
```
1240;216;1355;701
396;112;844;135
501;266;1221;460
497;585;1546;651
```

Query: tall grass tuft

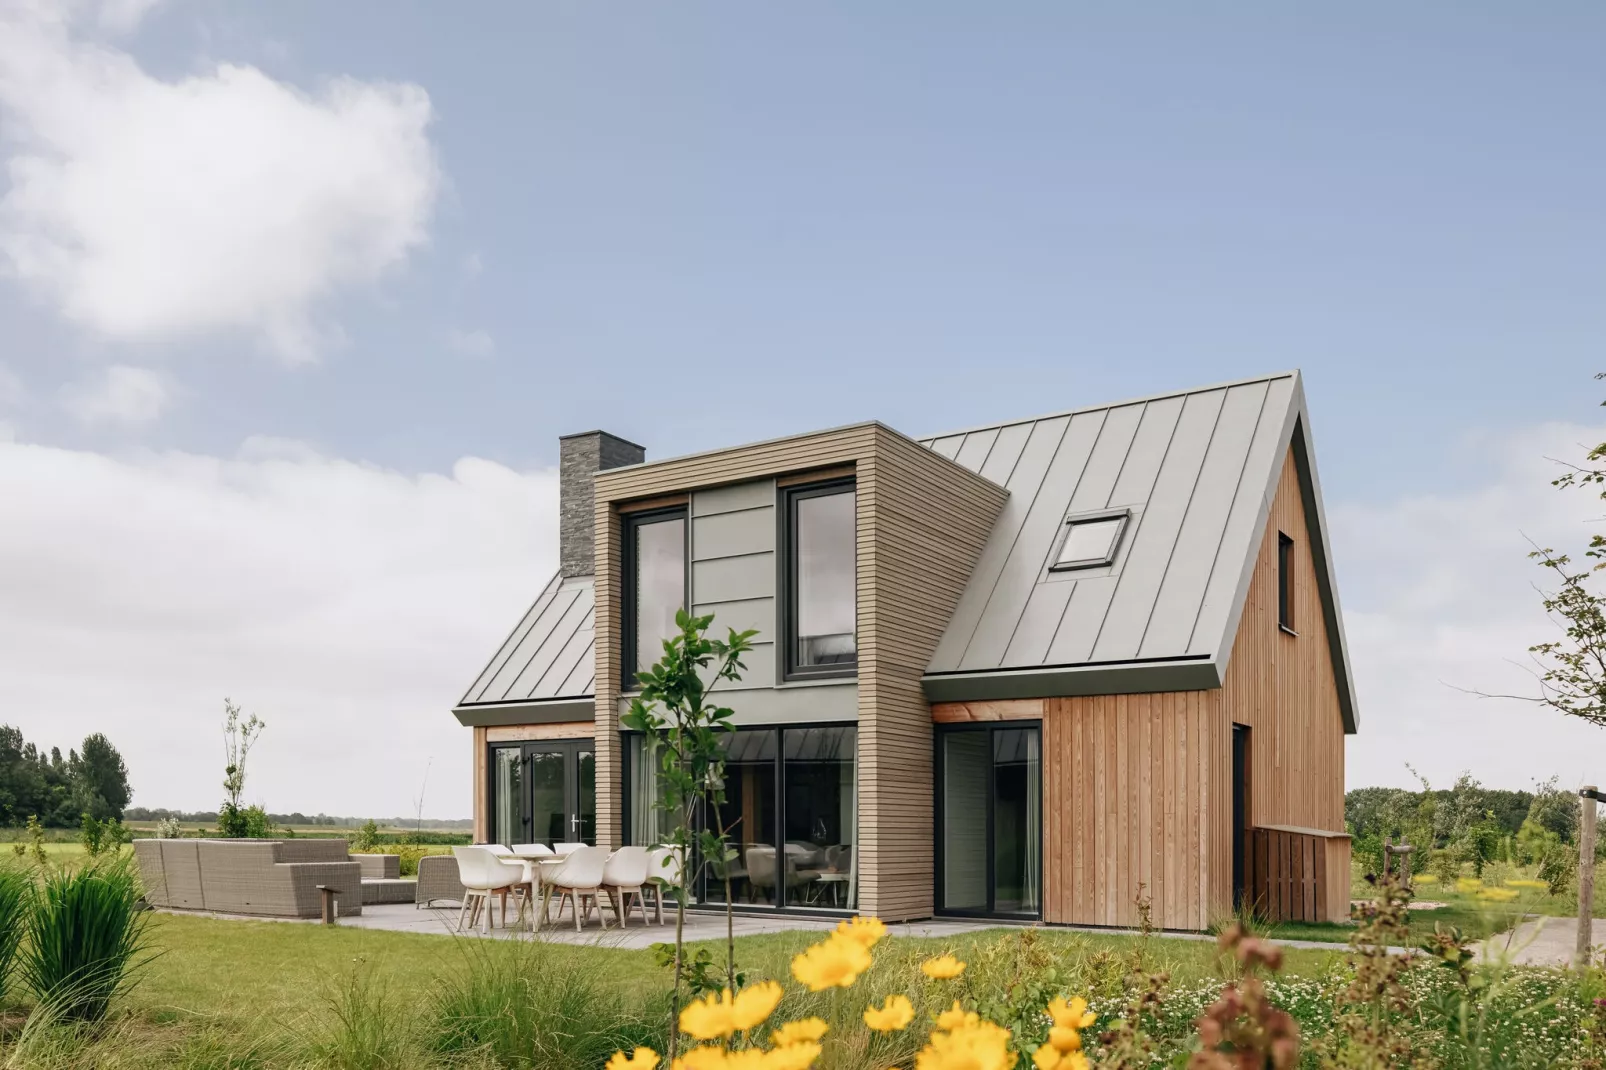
0;863;35;1005
428;940;668;1069
21;856;151;1023
314;964;413;1070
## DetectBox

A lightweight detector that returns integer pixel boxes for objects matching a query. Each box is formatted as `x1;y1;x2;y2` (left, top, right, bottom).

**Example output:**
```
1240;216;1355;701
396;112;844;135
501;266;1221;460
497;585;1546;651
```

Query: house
452;371;1356;929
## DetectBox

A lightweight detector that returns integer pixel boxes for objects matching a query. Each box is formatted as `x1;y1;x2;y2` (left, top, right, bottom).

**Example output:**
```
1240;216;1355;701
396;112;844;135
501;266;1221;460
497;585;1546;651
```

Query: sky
1;0;1604;818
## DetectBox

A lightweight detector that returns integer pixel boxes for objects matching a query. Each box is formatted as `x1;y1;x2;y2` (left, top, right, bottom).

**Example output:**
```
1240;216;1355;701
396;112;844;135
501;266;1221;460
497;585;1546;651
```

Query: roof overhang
923;656;1221;704
452;697;594;728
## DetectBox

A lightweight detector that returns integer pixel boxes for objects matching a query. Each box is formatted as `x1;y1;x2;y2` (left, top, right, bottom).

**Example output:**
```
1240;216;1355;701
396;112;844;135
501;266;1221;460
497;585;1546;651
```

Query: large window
624;508;687;687
625;725;858;912
783;481;857;678
936;723;1041;917
485;740;595;847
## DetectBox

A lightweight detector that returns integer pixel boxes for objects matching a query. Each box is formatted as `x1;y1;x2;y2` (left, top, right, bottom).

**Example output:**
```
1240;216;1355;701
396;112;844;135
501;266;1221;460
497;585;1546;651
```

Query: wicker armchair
415;853;466;908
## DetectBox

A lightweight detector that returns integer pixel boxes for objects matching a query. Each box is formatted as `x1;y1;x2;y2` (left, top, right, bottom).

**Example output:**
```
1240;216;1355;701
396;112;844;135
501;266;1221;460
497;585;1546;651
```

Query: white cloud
0;437;557;816
1337;421;1606;793
446;328;495;358
0;1;441;362
61;363;167;426
0;363;25;408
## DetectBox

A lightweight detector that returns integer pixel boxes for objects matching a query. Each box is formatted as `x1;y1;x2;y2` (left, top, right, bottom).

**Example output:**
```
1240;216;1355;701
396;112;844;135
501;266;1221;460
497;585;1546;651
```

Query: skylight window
1050;510;1129;571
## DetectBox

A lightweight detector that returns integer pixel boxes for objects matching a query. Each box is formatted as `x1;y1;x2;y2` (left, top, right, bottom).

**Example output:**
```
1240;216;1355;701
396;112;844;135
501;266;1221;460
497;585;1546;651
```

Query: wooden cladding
1248;827;1350;923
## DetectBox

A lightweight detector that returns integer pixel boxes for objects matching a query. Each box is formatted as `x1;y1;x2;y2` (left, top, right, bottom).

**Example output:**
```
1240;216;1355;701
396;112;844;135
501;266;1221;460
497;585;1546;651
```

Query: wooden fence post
1579;786;1599;968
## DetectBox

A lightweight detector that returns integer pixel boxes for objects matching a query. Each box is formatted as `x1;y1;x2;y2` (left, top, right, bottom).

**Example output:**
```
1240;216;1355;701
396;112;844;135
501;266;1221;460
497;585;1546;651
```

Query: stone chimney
559;430;646;578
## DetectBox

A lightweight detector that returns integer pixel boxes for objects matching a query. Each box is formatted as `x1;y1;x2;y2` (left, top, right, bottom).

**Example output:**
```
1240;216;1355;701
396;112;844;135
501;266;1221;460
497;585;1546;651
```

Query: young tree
620;608;757;1061
218;699;266;838
71;733;132;820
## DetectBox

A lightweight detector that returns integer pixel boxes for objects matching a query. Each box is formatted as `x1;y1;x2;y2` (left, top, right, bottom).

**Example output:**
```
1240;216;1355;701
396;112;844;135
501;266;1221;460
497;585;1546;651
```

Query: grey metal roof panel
457;573;596;706
922;371;1355;735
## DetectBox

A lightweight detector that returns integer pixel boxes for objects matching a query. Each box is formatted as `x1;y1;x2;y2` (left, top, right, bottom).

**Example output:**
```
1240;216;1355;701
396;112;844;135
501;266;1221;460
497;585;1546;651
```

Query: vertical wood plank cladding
1217;446;1349;915
473;726;487;843
861;430;1009;920
588;421;1006;914
1039;689;1225;930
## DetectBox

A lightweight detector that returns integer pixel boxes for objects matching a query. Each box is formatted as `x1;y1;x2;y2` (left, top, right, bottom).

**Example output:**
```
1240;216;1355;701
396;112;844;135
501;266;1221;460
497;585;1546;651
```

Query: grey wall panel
927;416;1071;671
953;428;1000;473
693;479;776;517
479;584;583;701
929;434;965;460
1066;403;1144;512
704;642;776;691
1089;389;1227;663
533;614;596;698
693;505;776;560
692;596;775;642
1109;395;1185;506
504;588;594;700
978;423;1032;484
692;552;776;604
1139;380;1270;658
462;573;563;703
960;411;1107;670
1044;575;1120;664
1188;377;1297;656
1001;580;1076;665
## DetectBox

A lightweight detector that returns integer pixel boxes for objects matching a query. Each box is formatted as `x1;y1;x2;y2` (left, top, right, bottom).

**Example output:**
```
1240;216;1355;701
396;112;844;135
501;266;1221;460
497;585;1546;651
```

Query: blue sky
1;1;1603;815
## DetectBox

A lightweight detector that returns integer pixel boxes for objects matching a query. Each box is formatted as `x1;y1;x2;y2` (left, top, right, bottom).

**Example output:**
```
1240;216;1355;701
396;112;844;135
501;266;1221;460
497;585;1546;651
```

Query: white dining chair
512;843;555;858
646;846;682;925
452;846;525;934
600;846;651;926
553;842;586;857
543;845;611;931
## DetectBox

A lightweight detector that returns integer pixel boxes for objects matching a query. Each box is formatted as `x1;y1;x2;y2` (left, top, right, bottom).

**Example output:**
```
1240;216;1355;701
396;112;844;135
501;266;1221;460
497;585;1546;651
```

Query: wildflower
917;1019;1016;1070
1455;877;1482;894
1046;997;1094;1031
1506;879;1548;890
791;933;873;991
681;990;737;1040
765;1042;823;1070
771;1019;829;1047
1413;873;1438;884
835;915;888;949
936;1002;978;1031
733;981;785;1031
1477;887;1520;902
608;1048;662;1070
673;1046;729;1070
921;954;966;980
864;994;915;1032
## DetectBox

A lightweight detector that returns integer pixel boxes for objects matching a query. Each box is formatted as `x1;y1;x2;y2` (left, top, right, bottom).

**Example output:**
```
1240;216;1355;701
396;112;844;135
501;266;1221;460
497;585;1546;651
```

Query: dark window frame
621;506;689;690
1277;531;1296;635
1048;507;1131;572
484;737;595;847
933;720;1044;921
779;478;859;681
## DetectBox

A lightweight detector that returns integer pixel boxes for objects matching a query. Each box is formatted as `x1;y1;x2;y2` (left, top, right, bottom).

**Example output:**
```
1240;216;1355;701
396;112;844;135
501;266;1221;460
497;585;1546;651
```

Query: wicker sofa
134;839;366;918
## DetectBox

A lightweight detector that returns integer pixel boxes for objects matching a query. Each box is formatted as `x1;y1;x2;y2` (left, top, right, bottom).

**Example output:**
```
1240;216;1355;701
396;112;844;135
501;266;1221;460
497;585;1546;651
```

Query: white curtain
1023;731;1042;914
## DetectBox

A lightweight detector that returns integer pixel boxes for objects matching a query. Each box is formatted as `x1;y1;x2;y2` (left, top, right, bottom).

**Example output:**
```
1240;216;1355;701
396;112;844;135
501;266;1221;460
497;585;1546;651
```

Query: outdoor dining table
505;852;571;931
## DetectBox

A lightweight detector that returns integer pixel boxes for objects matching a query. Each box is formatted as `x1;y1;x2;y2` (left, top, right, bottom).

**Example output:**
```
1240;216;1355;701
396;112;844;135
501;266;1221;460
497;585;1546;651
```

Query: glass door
936;723;1042;918
486;739;595;847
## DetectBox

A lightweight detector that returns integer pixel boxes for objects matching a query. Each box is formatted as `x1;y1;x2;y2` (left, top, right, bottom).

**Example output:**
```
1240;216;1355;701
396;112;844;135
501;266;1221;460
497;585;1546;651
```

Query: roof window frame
1048;507;1132;573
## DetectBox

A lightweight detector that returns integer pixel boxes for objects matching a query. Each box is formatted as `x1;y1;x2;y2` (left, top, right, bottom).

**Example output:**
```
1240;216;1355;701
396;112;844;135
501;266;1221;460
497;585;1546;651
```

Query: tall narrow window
624;509;686;687
1277;532;1295;633
784;481;857;678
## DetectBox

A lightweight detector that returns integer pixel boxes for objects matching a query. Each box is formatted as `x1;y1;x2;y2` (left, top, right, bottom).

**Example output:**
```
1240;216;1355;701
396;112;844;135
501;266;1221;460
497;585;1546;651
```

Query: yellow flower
1031;1045;1062;1070
1059;1055;1089;1070
732;981;785;1031
1413;874;1438;884
680;990;737;1040
835;916;888;949
1476;887;1520;902
771;1019;829;1047
1046;997;1094;1032
935;1002;978;1031
916;1020;1017;1070
921;954;966;980
608;1048;661;1070
721;1052;769;1070
673;1047;729;1070
864;994;915;1032
1455;877;1482;893
1506;879;1548;890
765;1042;823;1070
791;934;873;991
1047;1027;1082;1053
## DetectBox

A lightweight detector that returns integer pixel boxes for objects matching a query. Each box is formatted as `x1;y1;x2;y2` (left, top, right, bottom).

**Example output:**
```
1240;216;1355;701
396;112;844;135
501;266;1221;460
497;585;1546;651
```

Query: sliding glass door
625;724;858;912
936;723;1041;918
486;740;595;847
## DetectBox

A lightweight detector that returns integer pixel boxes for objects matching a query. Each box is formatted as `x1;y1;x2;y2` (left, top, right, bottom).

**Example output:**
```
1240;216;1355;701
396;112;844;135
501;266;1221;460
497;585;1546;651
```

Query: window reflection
631;514;685;680
790;486;856;673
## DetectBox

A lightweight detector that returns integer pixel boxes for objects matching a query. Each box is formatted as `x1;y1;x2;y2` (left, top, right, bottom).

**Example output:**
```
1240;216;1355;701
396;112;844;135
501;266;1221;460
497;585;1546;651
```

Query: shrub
351;820;381;853
153;815;182;839
21;856;151;1022
428;940;668;1068
316;964;412;1070
0;864;32;1004
1428;848;1461;886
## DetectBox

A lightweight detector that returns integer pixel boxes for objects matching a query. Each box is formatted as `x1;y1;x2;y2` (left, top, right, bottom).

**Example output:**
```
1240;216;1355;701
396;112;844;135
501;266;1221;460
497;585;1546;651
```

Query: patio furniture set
452;843;679;935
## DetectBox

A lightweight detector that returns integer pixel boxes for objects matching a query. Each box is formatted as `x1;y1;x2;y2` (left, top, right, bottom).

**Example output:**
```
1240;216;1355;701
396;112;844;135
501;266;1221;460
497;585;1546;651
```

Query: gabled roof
920;371;1358;733
453;573;595;725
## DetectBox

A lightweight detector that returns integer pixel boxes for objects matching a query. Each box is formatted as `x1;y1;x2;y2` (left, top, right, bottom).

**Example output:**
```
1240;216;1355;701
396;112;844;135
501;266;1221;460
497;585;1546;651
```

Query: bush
153;815;182;839
22;856;151;1022
428;940;667;1068
0;864;32;1004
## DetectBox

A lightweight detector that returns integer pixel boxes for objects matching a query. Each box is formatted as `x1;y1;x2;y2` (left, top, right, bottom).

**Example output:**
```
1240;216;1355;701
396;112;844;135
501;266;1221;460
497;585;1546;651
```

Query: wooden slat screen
1248;826;1346;923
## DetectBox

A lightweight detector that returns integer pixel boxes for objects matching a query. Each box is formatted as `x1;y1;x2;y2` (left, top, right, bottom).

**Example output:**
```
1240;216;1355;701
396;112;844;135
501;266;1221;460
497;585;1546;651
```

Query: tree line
0;725;132;827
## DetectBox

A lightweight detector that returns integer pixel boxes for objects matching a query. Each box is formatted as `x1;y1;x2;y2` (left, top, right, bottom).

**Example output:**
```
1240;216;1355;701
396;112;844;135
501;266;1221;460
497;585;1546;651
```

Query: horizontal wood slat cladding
1215;446;1348;915
932;700;1044;723
862;432;1008;920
